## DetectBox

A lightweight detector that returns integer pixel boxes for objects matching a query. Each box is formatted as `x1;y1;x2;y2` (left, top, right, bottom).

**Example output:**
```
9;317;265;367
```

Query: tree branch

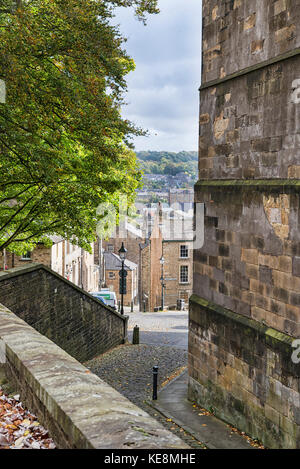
0;185;37;204
0;203;44;251
0;194;39;233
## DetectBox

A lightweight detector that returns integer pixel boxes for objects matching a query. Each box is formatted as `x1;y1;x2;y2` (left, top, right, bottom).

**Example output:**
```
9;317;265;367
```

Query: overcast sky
115;0;202;152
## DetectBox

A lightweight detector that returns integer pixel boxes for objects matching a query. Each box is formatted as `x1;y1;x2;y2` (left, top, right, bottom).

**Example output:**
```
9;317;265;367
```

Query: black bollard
153;365;158;400
132;325;139;345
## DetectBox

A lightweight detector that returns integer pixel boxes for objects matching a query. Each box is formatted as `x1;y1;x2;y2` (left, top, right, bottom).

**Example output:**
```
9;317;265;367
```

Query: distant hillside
136;151;198;163
136;151;198;178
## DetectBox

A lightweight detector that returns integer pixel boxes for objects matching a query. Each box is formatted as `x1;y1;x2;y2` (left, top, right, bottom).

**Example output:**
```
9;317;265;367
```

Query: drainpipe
80;248;84;290
98;237;103;289
62;240;65;278
3;249;7;270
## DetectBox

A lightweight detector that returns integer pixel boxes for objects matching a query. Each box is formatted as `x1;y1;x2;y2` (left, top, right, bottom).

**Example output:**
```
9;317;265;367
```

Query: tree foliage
0;0;158;254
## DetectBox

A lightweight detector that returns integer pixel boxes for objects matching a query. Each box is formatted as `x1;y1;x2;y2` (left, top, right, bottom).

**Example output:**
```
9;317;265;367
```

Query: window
180;245;189;258
180;265;189;284
108;271;115;279
21;251;31;261
108;244;114;252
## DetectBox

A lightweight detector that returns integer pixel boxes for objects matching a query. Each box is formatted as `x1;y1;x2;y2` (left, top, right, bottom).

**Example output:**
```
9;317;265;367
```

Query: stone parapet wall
0;264;127;362
189;294;300;449
0;303;187;449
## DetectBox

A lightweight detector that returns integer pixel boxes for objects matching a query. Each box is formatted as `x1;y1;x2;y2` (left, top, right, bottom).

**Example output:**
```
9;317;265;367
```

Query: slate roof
104;252;137;271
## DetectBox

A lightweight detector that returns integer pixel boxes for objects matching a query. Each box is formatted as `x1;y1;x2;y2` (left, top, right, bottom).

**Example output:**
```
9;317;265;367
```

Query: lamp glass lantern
119;242;127;261
160;256;165;266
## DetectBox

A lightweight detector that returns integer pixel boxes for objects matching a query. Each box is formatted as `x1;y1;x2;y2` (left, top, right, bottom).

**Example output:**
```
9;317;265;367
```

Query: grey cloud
114;0;201;151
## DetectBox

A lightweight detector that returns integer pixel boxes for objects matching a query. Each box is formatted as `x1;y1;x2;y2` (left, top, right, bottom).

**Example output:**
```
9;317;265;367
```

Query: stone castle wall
202;0;300;84
189;295;300;449
194;184;300;337
199;56;300;180
190;0;300;448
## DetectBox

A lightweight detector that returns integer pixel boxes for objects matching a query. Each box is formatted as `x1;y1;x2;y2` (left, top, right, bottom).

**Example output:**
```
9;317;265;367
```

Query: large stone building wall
202;0;300;84
189;294;300;449
199;57;300;180
0;264;127;362
194;184;300;337
190;0;300;448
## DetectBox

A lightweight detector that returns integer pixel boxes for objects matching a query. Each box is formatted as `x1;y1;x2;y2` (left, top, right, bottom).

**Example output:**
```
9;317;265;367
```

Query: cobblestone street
85;310;206;448
127;310;189;349
86;343;187;407
85;310;188;406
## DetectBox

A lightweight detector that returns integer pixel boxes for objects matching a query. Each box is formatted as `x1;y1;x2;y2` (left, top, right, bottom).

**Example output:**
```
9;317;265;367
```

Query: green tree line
136;151;198;178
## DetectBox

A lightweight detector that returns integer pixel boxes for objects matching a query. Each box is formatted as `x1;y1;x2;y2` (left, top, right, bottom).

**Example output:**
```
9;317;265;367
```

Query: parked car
91;290;117;310
91;293;107;306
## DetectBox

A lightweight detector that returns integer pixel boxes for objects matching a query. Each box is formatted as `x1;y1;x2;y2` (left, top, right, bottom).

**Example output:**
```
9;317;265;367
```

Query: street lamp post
119;242;127;315
160;256;165;311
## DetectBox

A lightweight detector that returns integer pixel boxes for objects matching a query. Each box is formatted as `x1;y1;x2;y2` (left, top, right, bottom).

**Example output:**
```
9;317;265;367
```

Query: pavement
150;369;257;450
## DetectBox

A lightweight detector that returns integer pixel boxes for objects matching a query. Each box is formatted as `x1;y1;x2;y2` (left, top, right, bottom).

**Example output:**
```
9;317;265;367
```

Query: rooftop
104;251;138;271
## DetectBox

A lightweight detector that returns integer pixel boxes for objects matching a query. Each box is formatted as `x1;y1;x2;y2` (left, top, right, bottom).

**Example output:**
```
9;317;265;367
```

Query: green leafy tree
0;0;158;254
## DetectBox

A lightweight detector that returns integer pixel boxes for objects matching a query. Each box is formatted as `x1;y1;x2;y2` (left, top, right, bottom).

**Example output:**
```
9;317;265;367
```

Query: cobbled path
85;344;206;449
85;344;187;407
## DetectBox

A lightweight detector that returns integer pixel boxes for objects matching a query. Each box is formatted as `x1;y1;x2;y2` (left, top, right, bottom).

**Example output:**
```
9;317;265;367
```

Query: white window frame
179;245;189;258
180;265;189;284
